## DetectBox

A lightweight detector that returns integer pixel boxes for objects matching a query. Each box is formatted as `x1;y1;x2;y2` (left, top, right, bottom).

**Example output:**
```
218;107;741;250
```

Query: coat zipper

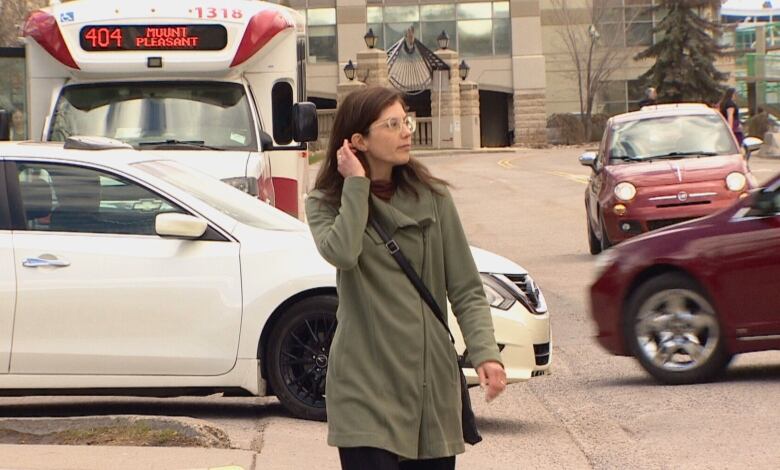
421;226;428;389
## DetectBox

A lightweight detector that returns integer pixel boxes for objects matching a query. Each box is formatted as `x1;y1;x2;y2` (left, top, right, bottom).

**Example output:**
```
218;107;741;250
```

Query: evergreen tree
635;0;726;104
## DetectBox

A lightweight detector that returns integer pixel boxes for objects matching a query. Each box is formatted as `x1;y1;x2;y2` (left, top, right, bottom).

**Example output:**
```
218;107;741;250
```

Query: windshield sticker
60;12;75;22
230;132;247;145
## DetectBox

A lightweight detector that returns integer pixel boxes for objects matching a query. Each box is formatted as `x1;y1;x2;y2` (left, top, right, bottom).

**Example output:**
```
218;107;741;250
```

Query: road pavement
1;146;779;469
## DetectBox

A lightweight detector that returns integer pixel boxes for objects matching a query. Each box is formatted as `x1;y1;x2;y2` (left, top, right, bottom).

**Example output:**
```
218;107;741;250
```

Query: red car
590;173;780;384
581;104;761;254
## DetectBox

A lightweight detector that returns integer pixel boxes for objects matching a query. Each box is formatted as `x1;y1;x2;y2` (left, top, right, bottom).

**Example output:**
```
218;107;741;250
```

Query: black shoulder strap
369;215;456;345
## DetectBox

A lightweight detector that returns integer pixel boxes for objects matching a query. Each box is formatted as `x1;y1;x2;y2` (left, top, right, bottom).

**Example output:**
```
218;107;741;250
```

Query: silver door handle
22;257;71;268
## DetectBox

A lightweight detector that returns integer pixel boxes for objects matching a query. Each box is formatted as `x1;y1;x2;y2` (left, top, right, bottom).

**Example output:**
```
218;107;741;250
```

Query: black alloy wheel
267;295;338;422
587;212;602;255
599;211;612;251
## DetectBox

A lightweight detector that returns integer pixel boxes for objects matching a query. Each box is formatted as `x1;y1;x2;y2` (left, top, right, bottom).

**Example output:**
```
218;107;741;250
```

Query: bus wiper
138;140;223;150
644;151;718;160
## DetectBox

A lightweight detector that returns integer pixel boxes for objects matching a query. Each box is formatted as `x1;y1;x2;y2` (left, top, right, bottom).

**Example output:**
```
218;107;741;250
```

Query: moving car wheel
267;295;338;421
625;274;732;385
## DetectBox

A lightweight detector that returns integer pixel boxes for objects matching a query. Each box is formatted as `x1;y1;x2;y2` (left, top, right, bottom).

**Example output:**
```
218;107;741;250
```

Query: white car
0;139;550;420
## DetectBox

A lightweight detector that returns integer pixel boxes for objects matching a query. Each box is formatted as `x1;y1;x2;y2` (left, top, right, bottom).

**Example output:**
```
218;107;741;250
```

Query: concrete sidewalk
0;445;257;470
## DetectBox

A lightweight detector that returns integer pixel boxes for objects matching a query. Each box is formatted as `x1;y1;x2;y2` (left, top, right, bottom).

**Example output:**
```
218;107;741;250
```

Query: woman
306;86;506;470
718;88;743;145
9;108;26;141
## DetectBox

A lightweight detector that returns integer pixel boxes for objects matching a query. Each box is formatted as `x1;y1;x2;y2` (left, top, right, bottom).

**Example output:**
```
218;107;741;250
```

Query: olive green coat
306;176;502;459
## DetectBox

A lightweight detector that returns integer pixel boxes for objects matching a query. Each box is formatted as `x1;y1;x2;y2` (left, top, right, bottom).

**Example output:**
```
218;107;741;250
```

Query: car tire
267;295;338;422
624;273;732;385
599;212;612;251
587;214;602;255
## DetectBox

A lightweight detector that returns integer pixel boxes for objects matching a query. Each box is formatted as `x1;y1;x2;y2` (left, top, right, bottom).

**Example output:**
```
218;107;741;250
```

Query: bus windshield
49;81;257;151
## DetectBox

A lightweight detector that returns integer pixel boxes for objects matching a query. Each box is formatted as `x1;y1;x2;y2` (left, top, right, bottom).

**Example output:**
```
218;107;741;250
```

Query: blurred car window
134;160;304;232
16;162;183;235
609;114;738;160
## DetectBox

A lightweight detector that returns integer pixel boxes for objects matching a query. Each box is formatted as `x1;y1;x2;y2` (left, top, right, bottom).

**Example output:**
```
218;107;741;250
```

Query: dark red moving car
590;173;780;384
581;104;760;255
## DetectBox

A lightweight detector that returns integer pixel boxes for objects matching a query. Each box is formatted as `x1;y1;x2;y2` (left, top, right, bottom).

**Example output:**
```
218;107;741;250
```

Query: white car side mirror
579;151;598;170
742;137;763;159
155;213;208;239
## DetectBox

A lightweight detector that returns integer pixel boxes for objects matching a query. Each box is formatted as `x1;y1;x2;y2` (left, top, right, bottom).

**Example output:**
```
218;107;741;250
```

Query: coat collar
369;183;437;236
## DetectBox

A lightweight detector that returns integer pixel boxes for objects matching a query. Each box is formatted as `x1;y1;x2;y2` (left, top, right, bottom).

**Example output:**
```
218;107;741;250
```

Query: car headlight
221;177;259;196
481;274;516;310
614;182;637;202
726;172;746;191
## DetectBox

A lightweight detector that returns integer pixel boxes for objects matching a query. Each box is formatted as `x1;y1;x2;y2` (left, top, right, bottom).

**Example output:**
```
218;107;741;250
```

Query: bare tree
0;0;48;47
551;0;644;137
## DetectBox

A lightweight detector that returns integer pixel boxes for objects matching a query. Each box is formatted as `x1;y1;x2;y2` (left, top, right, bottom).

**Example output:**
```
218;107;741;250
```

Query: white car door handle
22;257;71;268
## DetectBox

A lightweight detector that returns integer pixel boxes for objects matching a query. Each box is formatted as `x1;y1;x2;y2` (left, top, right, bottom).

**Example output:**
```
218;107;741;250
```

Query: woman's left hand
476;361;506;403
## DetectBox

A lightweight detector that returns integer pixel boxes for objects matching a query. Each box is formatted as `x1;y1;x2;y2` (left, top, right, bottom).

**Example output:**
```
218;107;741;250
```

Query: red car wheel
625;273;732;384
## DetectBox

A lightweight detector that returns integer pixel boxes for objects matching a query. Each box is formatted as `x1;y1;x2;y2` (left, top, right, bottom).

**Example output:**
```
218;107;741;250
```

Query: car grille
655;201;711;209
647;217;696;231
533;343;550;366
504;274;542;311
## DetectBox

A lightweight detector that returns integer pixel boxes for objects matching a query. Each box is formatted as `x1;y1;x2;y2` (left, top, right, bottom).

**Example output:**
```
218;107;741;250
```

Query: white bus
11;0;316;219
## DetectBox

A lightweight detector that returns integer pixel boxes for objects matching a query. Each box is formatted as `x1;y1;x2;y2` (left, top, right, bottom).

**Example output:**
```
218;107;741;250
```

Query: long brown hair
314;86;448;206
718;87;736;115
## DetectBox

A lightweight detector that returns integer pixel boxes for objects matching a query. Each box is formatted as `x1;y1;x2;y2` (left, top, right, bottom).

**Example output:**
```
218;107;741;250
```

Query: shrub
546;113;586;145
746;112;769;138
589;113;609;142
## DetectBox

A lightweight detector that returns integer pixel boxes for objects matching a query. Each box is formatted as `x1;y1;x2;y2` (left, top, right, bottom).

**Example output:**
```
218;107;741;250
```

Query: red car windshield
609;114;739;161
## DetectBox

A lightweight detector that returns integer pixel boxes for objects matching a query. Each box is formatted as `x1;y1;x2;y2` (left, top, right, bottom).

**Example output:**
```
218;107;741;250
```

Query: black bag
369;216;483;445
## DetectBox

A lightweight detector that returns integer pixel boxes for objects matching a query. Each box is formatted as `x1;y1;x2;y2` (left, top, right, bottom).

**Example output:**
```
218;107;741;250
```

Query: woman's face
361;101;412;171
12;110;23;127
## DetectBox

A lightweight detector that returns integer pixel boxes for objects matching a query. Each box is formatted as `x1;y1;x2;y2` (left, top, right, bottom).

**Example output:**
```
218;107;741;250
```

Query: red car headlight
614;182;637;202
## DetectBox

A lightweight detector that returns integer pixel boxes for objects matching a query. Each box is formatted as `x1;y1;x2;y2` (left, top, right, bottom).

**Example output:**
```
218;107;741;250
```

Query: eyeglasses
369;115;417;134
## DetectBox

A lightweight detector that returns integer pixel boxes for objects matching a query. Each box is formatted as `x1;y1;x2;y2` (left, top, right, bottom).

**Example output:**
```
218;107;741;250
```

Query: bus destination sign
80;25;228;51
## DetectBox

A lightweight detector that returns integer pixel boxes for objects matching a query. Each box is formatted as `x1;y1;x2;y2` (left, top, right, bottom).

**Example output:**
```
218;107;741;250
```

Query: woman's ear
350;133;368;153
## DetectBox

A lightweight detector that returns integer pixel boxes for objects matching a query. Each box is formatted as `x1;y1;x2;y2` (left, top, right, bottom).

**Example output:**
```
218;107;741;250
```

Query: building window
367;2;511;57
367;6;385;50
0;50;27;140
600;79;644;116
420;4;456;53
306;8;337;63
601;0;657;48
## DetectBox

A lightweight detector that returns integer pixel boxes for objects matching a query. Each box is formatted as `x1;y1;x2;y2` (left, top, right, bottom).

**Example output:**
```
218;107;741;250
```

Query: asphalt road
1;147;778;469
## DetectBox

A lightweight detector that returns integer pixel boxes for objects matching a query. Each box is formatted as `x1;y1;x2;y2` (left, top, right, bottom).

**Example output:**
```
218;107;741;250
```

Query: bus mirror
259;130;274;151
0;110;10;141
292;102;318;143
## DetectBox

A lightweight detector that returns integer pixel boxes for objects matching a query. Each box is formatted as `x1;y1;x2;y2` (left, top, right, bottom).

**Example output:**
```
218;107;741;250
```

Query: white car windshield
133;160;305;232
609;114;739;161
49;81;256;151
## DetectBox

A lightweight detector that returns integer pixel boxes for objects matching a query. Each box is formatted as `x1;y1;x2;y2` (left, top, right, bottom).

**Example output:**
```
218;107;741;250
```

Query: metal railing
413;117;432;148
314;108;336;151
316;109;433;149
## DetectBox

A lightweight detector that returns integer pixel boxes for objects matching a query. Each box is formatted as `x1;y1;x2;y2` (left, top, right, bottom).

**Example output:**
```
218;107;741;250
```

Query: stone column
337;80;366;106
511;0;547;147
356;48;390;88
513;91;547;147
459;80;480;149
431;49;462;149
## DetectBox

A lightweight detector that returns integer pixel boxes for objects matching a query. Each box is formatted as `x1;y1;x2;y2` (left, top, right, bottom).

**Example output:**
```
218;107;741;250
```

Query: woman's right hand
336;139;366;178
